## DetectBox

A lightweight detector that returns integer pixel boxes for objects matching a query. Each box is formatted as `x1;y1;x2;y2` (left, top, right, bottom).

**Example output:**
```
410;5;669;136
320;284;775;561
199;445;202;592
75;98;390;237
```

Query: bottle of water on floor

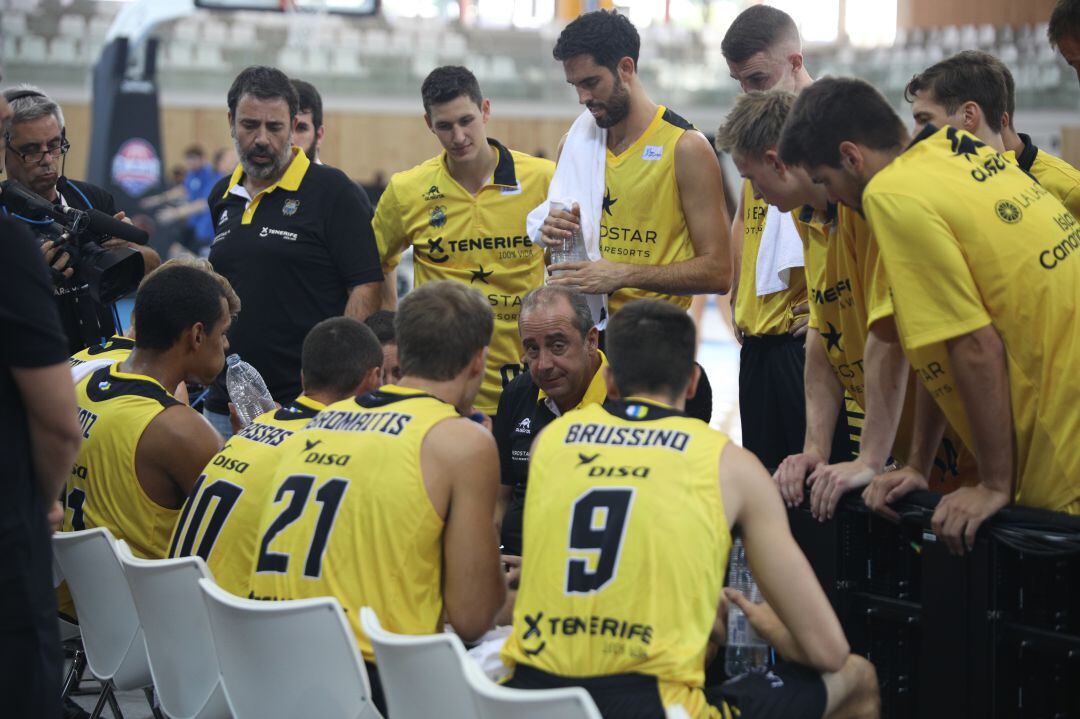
547;200;589;276
226;354;276;428
725;537;770;676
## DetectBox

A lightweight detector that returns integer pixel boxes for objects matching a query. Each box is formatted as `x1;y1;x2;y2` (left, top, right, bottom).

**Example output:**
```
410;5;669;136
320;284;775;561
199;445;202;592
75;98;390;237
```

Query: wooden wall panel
898;0;1057;29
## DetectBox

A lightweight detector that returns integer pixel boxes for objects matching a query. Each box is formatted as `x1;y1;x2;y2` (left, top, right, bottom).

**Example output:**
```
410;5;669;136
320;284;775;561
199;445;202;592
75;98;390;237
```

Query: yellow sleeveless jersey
734;182;808;336
248;386;459;660
1004;134;1080;219
65;364;182;558
602;106;696;315
168;395;325;596
863;125;1080;512
373;140;554;414
502;399;732;715
69;335;134;367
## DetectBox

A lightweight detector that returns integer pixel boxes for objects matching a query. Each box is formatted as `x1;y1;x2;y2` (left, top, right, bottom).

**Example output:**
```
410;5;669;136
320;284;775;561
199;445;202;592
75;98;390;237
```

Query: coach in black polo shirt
493;287;609;556
204;66;383;435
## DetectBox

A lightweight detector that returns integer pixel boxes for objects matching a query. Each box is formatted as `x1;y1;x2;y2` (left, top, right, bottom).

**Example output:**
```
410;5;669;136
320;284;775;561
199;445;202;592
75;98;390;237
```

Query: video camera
1;178;146;304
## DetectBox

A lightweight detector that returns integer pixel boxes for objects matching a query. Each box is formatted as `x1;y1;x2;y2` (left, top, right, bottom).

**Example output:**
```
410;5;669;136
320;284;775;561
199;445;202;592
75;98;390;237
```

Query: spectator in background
0;85;82;719
1049;0;1080;85
291;78;324;164
213;147;237;177
204;66;383;438
364;309;401;385
362;170;386;207
181;145;217;255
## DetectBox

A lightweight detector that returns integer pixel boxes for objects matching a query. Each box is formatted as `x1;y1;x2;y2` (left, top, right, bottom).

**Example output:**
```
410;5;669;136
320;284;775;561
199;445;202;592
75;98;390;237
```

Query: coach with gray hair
492;286;610;556
0;84;161;353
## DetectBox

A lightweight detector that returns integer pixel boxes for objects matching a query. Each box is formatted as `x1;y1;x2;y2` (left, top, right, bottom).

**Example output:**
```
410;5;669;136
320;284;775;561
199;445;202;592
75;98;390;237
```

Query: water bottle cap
226;354;241;367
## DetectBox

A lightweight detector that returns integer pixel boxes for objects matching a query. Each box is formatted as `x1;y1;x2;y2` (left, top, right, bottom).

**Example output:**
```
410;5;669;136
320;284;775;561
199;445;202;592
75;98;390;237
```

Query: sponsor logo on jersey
641;145;663;161
520;612;654;652
258;226;299;241
995;200;1022;224
515;417;531;434
213;230;230;244
822;322;843;352
423;235;534;263
423;185;444;201
602;189;618;216
470;264;494;284
219;209;229;224
282;198;300;216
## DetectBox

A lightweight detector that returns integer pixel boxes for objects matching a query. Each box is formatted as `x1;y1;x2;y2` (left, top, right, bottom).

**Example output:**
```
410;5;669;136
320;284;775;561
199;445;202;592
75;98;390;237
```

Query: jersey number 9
565;487;635;594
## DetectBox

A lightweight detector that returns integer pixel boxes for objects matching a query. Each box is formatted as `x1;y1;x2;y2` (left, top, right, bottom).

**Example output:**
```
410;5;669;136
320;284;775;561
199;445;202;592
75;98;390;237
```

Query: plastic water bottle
547;200;589;275
725;537;770;677
225;354;276;428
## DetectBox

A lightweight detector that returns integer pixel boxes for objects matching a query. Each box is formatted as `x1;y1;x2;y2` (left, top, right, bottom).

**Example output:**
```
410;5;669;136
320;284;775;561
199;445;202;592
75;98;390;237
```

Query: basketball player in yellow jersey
168;317;383;596
502;300;878;719
373;66;554;415
248;281;505;716
780;78;1080;556
63;265;226;559
540;10;731;313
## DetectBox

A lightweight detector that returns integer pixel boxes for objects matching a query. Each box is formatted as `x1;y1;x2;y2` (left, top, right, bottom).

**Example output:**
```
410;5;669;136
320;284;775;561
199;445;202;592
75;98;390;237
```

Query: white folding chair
359;606;479;719
464;661;602;719
198;579;382;719
51;528;161;719
117;542;230;719
53;557;84;698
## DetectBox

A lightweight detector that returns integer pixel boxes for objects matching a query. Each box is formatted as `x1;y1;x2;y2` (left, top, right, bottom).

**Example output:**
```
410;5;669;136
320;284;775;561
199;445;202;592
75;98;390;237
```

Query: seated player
779;78;1080;555
248;280;506;715
62;264;227;557
364;309;401;385
168;317;383;597
492;286;608;556
501;299;878;719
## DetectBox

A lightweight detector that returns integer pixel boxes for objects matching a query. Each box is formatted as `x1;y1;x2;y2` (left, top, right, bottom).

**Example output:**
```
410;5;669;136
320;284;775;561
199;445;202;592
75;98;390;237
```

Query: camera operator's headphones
2;88;69;164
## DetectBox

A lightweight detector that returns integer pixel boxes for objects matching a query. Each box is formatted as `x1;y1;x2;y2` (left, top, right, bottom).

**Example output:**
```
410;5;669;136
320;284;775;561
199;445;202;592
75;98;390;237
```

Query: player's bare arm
933;324;1013;555
808;317;908;520
136;405;224;510
775;327;841;507
345;281;384;323
423;416;505;641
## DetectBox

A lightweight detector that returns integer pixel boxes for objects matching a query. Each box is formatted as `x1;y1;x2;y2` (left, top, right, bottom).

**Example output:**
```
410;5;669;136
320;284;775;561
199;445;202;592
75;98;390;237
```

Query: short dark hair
133;265;227;351
291;78;323;130
553;10;640;74
778;77;907;170
227;66;299;119
301;318;382;396
1049;0;1080;48
421;66;483;115
364;309;396;345
721;5;800;64
396;281;493;381
986;55;1016;122
904;51;1007;133
520;287;594;340
605;300;696;399
183;144;205;159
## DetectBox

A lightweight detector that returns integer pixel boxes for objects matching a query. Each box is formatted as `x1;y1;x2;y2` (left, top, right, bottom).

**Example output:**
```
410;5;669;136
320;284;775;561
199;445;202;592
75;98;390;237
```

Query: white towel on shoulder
754;205;805;296
526;109;609;326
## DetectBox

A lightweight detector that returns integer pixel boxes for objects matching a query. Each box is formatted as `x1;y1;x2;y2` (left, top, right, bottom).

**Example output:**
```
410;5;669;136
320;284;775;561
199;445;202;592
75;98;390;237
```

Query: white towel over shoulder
526;109;608;326
755;205;805;296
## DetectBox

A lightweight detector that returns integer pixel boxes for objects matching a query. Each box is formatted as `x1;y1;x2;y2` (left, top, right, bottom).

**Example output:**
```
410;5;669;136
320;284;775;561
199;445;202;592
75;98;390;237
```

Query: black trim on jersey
661;107;694;131
353;389;444;409
797;202;837;225
488;138;518;188
272;398;322;422
908;123;939;149
84;366;180;409
84;336;136;356
602;398;685;422
1015;133;1039;174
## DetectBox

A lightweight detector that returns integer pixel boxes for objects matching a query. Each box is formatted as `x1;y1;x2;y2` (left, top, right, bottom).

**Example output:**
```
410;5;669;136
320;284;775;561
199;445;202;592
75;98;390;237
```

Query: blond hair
715;89;797;159
142;256;241;317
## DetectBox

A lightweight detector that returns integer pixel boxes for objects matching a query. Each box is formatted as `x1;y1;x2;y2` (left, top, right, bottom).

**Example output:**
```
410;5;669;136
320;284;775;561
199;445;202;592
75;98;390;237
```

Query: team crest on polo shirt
429;205;447;228
282;199;300;216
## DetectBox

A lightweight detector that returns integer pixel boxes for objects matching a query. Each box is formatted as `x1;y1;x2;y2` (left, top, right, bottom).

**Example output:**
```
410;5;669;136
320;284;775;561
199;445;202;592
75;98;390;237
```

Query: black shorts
739;334;854;471
707;662;827;719
507;665;665;719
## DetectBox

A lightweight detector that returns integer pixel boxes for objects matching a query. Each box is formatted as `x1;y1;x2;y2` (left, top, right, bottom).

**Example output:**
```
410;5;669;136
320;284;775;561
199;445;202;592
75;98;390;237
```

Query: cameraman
1;85;160;353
